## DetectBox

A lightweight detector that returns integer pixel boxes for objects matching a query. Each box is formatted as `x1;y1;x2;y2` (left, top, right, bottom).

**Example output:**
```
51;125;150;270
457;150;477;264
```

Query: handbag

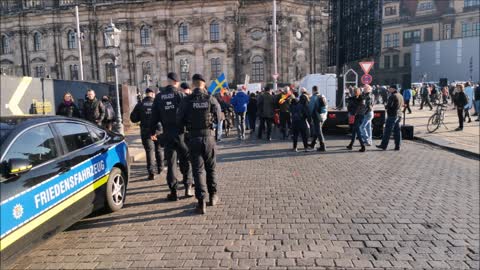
348;115;355;125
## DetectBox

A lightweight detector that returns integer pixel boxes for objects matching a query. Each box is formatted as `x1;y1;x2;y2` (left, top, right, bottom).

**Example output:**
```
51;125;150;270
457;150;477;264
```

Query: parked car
0;115;129;264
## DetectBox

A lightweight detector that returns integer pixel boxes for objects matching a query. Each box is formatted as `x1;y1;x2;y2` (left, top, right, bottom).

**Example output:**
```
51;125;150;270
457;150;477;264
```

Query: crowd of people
54;76;480;214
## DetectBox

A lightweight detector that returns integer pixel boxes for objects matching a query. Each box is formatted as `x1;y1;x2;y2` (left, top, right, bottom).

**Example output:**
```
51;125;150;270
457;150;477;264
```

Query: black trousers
457;107;464;129
258;117;273;139
164;133;192;192
292;123;308;149
141;134;163;175
189;136;217;200
248;113;257;132
279;112;291;139
403;100;412;114
420;96;433;110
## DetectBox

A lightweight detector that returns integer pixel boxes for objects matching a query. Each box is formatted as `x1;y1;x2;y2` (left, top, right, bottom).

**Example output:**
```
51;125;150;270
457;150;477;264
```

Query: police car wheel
105;167;126;212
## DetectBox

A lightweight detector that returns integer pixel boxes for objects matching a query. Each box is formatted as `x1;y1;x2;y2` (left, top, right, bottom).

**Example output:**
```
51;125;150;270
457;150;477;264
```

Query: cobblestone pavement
7;135;480;269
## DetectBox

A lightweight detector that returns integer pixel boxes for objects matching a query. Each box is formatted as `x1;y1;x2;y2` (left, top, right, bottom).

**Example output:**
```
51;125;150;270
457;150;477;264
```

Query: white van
298;74;337;108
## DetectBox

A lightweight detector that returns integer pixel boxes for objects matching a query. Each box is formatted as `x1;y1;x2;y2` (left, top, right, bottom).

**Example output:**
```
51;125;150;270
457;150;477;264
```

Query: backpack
104;102;115;121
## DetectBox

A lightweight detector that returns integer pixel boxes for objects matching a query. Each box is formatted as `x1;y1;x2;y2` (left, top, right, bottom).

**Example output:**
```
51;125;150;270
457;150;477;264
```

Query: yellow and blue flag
208;73;228;95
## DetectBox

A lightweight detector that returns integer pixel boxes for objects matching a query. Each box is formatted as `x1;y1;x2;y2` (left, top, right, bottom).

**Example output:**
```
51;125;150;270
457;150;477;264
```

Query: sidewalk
124;125;146;162
404;102;480;157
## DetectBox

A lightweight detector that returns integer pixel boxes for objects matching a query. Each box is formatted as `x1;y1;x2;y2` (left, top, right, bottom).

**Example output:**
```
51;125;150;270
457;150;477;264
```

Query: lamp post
104;20;124;135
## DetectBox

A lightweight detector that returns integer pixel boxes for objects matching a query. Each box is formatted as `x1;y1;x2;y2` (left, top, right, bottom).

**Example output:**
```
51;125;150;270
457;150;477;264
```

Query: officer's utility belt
189;129;214;137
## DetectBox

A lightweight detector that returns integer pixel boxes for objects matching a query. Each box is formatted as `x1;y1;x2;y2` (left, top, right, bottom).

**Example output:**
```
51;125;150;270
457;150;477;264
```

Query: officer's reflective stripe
0;174;109;251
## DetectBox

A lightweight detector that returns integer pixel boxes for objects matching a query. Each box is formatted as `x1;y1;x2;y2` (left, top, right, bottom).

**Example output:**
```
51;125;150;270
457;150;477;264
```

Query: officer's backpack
104;103;115;121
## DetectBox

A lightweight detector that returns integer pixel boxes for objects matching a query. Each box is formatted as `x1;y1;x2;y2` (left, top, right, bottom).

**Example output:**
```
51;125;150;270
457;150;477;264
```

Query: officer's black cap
192;74;206;82
167;72;179;82
180;82;190;89
145;88;154;93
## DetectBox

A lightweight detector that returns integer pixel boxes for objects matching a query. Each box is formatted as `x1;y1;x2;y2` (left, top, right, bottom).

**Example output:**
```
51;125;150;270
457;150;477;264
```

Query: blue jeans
360;111;373;144
350;115;365;146
380;116;401;148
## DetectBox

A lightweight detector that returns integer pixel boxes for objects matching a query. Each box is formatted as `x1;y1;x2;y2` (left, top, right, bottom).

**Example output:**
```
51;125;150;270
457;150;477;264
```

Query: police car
0;116;129;262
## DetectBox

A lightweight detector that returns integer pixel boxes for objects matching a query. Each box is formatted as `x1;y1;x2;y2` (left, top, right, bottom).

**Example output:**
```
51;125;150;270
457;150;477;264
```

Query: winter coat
56;102;81;118
230;91;249;113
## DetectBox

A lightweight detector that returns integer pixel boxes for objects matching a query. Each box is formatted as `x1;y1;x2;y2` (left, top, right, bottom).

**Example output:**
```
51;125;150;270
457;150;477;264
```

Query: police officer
177;74;222;214
151;72;193;201
130;88;164;180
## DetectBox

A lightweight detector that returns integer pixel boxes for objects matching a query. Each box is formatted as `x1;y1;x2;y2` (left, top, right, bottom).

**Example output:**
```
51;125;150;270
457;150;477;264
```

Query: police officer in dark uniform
151;72;193;200
130;88;164;180
177;74;222;214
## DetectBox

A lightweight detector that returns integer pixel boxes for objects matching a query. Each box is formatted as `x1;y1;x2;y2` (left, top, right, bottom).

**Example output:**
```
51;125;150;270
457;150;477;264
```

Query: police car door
0;123;64;259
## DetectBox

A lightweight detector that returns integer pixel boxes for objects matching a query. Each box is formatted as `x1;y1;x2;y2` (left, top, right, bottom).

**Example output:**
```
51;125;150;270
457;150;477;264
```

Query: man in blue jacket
231;87;250;140
402;87;412;114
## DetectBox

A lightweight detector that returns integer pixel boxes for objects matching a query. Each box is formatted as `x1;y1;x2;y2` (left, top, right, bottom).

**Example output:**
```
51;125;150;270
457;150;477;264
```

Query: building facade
0;0;330;89
376;0;480;86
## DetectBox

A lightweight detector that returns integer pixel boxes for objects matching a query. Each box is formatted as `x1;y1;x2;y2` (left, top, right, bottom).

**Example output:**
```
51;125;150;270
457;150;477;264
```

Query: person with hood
257;86;275;141
290;95;311;152
177;74;222;214
56;92;81;118
247;93;257;133
347;87;366;152
130;88;164;180
101;95;115;131
150;72;193;200
309;86;327;151
230;86;250;140
83;89;105;126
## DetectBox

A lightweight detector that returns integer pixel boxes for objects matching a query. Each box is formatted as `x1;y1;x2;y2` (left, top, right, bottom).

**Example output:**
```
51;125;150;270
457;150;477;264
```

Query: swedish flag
208;73;228;95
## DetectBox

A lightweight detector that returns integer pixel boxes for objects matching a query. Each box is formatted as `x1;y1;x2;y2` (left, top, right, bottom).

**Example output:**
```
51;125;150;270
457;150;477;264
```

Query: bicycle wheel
427;113;440;133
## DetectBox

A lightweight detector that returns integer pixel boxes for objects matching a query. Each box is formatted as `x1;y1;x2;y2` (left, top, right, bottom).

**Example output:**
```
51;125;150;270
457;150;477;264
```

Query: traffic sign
361;74;373;85
359;61;374;74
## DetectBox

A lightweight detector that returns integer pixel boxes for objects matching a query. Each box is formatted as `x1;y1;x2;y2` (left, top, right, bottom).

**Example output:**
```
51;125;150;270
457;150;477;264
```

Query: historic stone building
0;0;329;89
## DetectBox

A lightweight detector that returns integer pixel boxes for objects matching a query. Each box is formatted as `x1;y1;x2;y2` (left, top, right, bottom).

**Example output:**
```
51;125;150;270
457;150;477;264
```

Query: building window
384;6;397;16
384;34;391;48
443;24;452;39
384;55;391;69
105;63;115;82
403;30;421;47
403;53;411;67
415;44;421;67
142;61;152;80
179;23;188;43
33;32;41;51
67;30;77;49
473;22;480;36
140;25;151;46
392;55;399;68
417;1;434;11
464;0;480;8
424;28;433;42
251;56;264;82
0;35;9;55
462;22;472;37
435;42;441;65
59;0;75;6
210;21;220;41
392;33;399;47
210;58;222;80
457;39;463;64
69;64;78;80
34;65;45;78
180;59;189;81
23;0;41;8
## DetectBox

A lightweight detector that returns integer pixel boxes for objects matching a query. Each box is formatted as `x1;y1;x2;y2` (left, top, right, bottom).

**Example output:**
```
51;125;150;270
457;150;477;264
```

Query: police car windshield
0;123;13;143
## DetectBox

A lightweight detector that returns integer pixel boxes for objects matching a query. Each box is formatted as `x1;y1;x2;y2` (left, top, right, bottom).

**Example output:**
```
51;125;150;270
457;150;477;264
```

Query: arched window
251;56;264;82
33;32;41;51
105;63;115;82
210;58;222;79
179;23;188;43
142;61;152;80
67;30;77;49
210;21;220;41
1;35;10;55
69;64;78;80
140;25;151;46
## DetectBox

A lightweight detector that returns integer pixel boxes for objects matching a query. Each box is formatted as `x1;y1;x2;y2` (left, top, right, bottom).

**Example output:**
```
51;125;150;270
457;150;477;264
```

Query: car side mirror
8;158;32;175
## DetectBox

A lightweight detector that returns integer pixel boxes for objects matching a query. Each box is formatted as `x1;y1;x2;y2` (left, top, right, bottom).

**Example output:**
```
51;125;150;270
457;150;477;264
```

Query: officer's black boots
318;143;326;152
196;200;207;214
209;194;219;206
157;166;163;174
148;173;155;180
185;185;194;198
167;191;178;201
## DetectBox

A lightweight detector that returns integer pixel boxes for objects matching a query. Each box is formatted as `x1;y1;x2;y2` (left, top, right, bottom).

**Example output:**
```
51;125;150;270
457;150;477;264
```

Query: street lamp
104;20;124;135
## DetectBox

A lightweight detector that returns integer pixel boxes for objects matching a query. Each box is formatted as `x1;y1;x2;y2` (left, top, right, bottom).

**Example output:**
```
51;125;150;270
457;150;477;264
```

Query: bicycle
427;103;448;133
